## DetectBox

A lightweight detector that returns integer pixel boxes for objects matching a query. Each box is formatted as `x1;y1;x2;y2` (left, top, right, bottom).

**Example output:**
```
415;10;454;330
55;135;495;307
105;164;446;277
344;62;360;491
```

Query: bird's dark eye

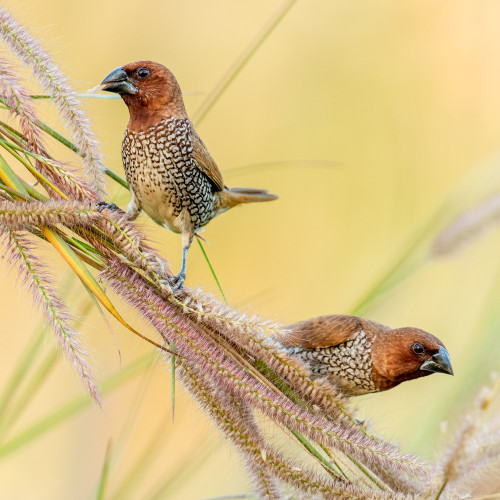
412;343;425;355
136;68;151;79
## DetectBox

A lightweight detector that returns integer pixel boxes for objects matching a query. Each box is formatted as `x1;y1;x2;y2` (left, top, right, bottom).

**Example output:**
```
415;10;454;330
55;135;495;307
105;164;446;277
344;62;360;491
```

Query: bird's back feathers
282;314;390;349
191;129;225;191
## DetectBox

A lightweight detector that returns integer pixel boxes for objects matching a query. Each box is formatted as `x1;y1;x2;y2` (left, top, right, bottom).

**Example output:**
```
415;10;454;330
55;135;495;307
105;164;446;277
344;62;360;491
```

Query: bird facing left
99;61;278;290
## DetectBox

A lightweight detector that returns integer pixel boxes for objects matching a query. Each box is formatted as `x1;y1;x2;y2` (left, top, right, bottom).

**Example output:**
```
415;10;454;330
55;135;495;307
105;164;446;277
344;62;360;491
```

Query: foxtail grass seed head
0;227;101;404
431;193;500;257
0;8;106;197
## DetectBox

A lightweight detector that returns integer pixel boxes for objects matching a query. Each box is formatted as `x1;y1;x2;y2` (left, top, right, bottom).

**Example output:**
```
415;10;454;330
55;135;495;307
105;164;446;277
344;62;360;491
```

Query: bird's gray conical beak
420;346;453;376
101;67;138;95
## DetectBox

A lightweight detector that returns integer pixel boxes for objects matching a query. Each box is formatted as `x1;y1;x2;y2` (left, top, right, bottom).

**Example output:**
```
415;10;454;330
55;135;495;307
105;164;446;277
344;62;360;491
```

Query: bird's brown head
101;61;187;129
371;327;453;389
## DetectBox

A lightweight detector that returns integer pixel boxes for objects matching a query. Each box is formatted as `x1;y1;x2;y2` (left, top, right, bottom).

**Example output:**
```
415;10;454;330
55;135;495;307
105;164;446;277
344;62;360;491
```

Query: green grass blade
191;0;297;126
349;210;446;316
290;429;341;479
0;353;155;460
171;344;176;421
0;290;89;438
0;182;30;201
196;238;227;304
145;439;219;500
109;419;171;500
104;168;128;190
44;229;149;342
0;140;67;199
0;349;58;438
68;236;105;260
0;152;30;197
96;441;113;500
20;181;47;201
347;454;388;491
33;120;129;190
0;328;45;421
36;119;79;153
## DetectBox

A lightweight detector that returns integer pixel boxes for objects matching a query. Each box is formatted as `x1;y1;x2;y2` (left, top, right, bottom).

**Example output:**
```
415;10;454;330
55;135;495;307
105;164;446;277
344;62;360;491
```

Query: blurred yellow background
2;0;500;498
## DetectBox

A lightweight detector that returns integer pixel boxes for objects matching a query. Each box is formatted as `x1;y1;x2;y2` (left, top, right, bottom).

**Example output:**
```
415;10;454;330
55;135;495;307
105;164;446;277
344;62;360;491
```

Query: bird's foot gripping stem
168;271;186;291
96;201;124;213
168;246;189;292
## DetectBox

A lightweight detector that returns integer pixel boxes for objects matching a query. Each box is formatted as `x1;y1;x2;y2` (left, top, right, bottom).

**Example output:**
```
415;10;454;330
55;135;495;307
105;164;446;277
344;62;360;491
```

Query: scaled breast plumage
122;117;216;231
288;330;376;394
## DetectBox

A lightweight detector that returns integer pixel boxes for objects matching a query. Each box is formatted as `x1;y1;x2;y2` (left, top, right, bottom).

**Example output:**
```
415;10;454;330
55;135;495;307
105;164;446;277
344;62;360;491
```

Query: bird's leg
169;230;194;291
126;190;141;221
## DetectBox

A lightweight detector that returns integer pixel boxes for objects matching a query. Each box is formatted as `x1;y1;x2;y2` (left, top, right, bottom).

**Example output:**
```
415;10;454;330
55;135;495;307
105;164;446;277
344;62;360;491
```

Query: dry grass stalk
0;8;106;197
0;227;101;404
428;374;500;498
431;193;500;257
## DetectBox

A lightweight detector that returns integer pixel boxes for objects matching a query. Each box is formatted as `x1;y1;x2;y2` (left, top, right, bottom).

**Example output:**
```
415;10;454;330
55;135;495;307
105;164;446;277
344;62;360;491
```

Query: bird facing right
276;314;453;396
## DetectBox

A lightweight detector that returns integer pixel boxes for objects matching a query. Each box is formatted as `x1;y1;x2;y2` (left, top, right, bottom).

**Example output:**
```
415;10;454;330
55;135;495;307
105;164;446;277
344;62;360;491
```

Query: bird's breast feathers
290;329;376;395
122;118;216;231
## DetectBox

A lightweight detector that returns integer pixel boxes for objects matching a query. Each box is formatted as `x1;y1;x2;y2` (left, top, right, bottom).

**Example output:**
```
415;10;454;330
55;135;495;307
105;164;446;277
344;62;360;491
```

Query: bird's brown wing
191;129;225;191
281;315;387;349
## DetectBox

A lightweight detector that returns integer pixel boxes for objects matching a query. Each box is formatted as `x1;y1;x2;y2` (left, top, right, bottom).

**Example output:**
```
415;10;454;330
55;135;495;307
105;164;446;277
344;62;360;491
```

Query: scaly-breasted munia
277;314;453;396
100;61;277;289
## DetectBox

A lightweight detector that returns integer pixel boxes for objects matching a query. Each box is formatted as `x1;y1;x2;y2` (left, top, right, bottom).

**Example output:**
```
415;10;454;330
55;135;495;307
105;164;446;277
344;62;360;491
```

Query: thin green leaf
42;228;173;353
109;418;171;500
290;429;341;479
349;211;445;316
171;344;176;421
96;441;113;500
0;353;155;460
0;349;57;438
20;181;47;201
0;139;67;199
145;439;219;500
0;327;45;422
0;152;30;197
191;0;297;126
0;182;30;201
36;119;78;152
67;236;105;261
43;229;139;338
104;168;128;190
0;120;28;141
348;455;388;492
196;238;227;304
29;119;129;189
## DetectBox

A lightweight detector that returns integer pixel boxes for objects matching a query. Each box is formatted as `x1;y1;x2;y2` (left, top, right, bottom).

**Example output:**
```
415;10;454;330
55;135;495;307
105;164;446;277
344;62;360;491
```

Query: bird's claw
96;201;123;213
169;271;186;291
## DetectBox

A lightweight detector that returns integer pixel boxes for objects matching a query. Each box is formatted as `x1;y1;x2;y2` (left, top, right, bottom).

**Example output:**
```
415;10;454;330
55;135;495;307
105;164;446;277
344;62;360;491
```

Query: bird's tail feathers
218;186;278;209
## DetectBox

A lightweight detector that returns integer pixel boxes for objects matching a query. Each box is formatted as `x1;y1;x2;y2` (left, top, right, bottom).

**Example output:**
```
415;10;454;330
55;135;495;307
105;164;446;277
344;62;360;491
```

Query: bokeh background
2;0;500;498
